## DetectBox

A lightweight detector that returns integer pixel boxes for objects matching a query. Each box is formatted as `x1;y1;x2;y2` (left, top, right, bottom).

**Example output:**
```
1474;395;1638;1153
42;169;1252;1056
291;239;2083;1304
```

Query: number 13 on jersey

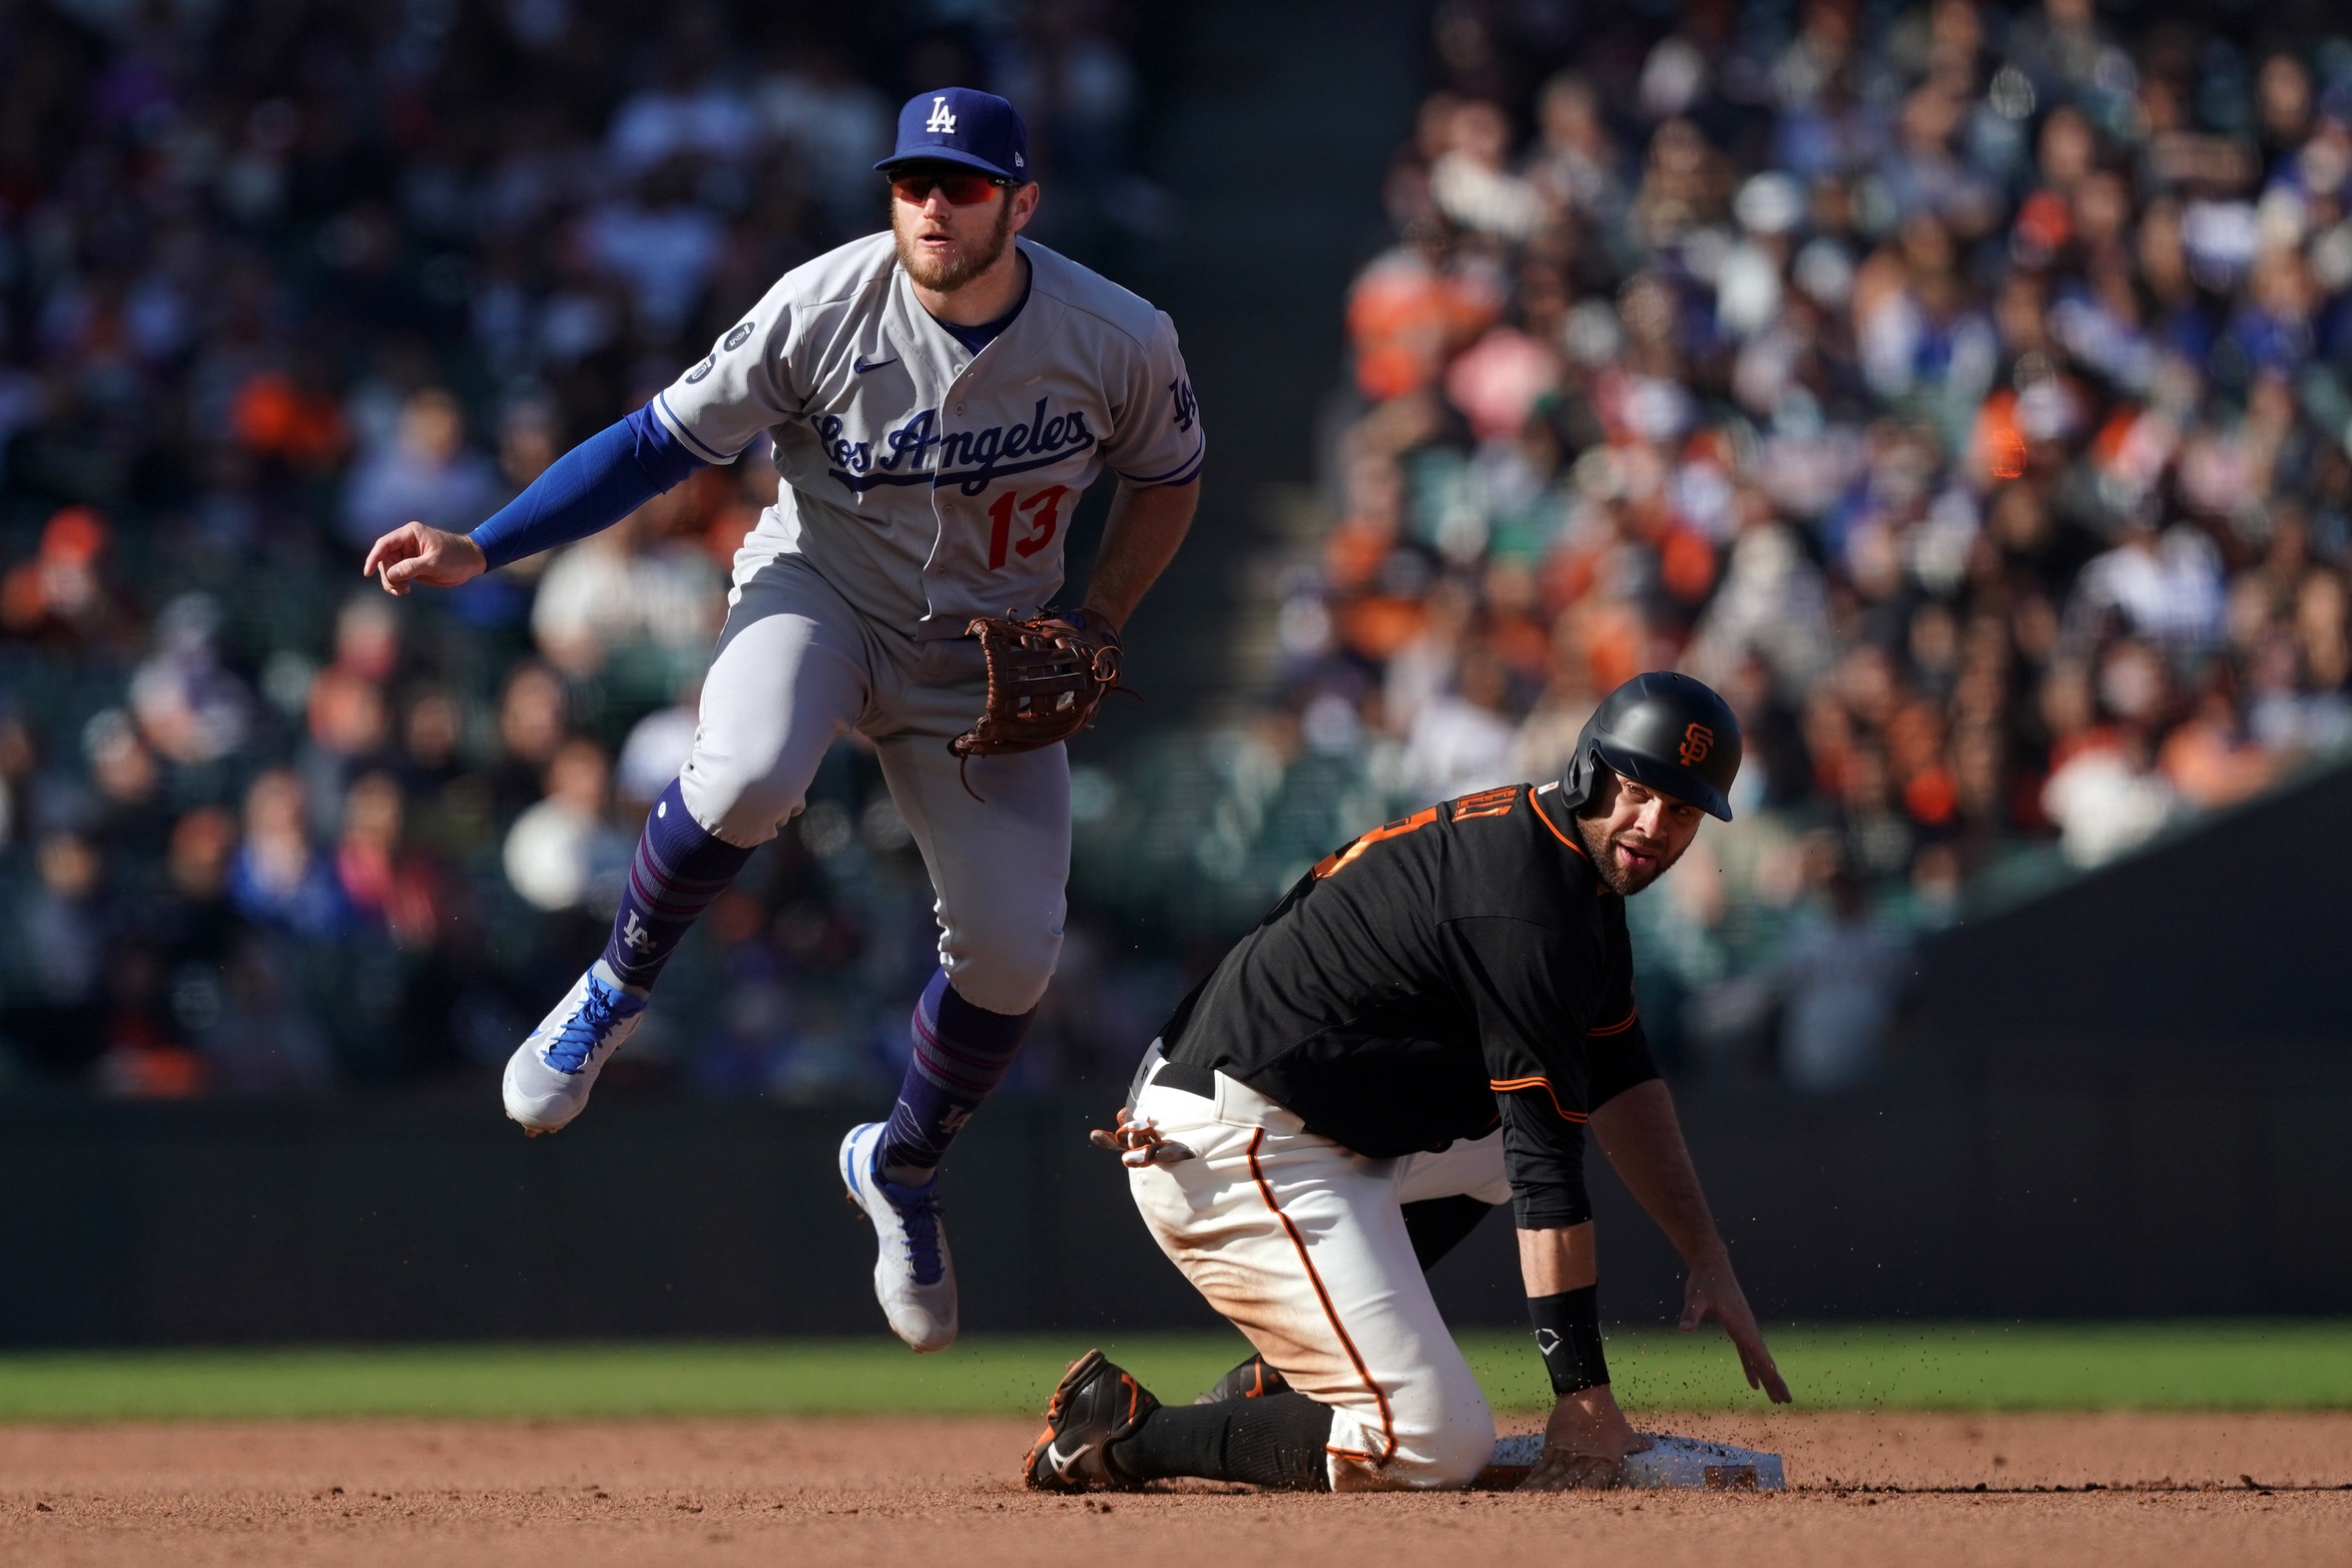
984;485;1069;571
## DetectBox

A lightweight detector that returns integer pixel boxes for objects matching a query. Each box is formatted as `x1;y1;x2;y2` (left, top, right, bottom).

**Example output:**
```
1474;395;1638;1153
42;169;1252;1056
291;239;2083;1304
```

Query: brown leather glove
948;607;1125;766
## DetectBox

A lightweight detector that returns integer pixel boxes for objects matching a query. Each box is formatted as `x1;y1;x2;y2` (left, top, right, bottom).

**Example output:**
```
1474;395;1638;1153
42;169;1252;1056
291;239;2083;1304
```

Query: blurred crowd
1218;0;2352;1085
0;0;1177;1097
17;0;2352;1103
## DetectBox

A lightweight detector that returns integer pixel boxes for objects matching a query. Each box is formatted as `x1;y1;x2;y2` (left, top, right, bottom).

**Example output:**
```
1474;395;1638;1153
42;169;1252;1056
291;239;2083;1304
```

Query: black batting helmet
1556;671;1744;821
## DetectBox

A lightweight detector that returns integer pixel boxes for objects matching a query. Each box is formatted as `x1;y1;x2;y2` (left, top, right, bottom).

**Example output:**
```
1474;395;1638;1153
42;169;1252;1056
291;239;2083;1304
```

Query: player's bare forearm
1589;1079;1725;1267
1591;1080;1793;1401
1515;1220;1597;1296
1078;477;1198;633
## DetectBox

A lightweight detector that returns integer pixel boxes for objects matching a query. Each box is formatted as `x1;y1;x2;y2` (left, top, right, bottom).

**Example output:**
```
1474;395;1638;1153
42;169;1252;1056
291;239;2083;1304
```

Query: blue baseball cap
876;87;1030;184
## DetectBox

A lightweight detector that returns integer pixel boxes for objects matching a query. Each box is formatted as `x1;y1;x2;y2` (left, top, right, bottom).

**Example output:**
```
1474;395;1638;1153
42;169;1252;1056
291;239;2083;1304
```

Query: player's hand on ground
362;522;487;597
1518;1385;1651;1491
1681;1251;1793;1403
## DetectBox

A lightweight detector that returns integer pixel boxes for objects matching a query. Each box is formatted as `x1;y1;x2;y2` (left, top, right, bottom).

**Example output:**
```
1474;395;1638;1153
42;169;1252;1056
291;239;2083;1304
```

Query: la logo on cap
924;96;956;134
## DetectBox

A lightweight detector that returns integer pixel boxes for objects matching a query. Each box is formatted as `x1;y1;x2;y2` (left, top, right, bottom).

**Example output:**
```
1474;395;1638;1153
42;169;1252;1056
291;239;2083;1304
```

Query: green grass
0;1323;2345;1422
1564;1321;2352;1413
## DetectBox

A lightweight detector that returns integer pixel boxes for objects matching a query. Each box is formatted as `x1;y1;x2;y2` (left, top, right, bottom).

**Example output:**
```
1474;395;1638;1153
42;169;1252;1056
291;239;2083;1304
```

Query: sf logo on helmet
1678;723;1714;767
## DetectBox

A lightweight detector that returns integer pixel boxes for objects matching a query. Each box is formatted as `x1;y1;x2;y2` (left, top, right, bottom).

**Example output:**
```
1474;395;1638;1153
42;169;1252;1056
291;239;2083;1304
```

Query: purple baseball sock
600;779;755;990
879;967;1032;1182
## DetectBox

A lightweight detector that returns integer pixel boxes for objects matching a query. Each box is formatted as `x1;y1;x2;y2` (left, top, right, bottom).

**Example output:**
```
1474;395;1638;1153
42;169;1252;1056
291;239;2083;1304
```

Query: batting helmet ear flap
1553;734;1606;817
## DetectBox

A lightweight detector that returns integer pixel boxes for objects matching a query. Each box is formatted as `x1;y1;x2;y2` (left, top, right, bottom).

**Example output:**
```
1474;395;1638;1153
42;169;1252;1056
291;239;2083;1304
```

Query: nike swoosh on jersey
853;354;896;373
1046;1439;1094;1478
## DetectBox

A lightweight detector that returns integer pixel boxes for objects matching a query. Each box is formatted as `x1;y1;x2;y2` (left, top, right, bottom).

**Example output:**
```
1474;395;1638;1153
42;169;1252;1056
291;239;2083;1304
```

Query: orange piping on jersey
1587;1009;1639;1037
1532;797;1588;859
1245;1127;1397;1466
1489;1076;1590;1123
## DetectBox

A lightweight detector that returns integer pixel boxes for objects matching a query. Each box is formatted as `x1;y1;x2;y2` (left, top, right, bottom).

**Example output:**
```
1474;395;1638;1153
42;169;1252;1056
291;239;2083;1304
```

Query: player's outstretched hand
1680;1252;1793;1403
362;522;487;597
1518;1385;1651;1492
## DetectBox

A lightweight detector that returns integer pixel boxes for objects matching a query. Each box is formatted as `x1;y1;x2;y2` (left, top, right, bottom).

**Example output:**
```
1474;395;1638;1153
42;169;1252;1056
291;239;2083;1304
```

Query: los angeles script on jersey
818;400;1095;497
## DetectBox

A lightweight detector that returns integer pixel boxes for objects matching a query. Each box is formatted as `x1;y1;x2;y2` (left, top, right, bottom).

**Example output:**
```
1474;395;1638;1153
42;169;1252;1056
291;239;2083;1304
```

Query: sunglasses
887;167;1016;207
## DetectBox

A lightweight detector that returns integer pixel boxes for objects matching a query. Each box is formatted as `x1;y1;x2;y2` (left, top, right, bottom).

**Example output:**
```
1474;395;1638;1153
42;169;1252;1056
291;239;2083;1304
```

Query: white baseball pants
1126;1050;1511;1491
677;550;1068;1015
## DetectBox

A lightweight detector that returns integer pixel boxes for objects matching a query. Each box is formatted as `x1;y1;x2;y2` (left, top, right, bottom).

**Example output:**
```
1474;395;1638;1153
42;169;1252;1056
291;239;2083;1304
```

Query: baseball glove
948;607;1126;776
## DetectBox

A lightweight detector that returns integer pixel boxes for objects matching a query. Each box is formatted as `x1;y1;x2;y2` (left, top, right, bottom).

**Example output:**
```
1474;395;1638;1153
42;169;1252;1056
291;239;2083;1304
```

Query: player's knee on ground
937;903;1063;1015
1329;1364;1495;1491
1399;1397;1497;1491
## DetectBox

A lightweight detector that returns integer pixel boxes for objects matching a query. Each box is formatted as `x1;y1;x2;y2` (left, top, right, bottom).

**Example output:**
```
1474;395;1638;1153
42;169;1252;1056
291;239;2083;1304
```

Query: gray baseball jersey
653;231;1205;638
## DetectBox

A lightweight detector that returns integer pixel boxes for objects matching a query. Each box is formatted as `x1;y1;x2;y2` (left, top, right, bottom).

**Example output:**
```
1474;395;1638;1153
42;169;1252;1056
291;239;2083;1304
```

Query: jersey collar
1529;782;1590;863
889;238;1068;384
948;239;1068;387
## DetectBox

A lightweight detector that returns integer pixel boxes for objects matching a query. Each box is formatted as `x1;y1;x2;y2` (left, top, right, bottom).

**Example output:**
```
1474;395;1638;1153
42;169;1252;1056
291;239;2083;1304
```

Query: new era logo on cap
877;87;1029;184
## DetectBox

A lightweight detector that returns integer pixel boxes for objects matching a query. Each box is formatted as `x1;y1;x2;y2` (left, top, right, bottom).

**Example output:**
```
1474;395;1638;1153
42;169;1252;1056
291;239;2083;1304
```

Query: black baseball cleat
1023;1348;1160;1492
1194;1351;1291;1404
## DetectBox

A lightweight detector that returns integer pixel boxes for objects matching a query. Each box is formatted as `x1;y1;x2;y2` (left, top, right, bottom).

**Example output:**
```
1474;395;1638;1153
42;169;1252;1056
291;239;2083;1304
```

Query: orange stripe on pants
1244;1128;1397;1465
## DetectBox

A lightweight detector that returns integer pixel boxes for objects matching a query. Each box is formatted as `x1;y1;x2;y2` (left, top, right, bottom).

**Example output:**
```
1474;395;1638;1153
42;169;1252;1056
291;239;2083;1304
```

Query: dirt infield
2;1412;2347;1567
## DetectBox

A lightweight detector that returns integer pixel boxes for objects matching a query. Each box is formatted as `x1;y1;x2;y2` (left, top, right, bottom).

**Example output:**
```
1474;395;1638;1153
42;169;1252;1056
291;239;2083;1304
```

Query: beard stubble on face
1573;811;1683;897
893;194;1017;292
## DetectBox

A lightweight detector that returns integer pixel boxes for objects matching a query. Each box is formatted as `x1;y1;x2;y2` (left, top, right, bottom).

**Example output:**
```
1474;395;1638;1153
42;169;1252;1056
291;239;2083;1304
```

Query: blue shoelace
881;1176;946;1288
544;981;636;1073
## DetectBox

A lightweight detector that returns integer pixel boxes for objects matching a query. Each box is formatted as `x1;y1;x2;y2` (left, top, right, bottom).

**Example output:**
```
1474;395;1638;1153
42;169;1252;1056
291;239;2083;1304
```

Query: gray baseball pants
677;550;1069;1015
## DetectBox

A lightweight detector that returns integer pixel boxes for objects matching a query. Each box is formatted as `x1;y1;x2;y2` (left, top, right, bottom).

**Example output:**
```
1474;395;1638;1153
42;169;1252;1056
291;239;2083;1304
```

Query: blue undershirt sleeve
467;403;710;570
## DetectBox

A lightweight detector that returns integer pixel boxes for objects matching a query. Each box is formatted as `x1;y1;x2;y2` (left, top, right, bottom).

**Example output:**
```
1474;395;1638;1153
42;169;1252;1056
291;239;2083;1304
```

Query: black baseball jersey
1157;781;1660;1229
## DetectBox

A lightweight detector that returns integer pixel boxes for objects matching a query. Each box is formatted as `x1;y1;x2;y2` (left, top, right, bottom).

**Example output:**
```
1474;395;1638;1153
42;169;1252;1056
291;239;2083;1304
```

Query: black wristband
1527;1286;1608;1395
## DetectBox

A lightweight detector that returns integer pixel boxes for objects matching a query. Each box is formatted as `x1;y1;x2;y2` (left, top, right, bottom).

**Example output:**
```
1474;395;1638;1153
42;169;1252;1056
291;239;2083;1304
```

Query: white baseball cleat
502;960;649;1135
839;1121;958;1352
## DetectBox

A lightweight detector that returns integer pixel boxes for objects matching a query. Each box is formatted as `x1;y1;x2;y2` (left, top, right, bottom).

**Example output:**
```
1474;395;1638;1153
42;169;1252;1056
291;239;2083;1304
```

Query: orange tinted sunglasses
887;168;1014;207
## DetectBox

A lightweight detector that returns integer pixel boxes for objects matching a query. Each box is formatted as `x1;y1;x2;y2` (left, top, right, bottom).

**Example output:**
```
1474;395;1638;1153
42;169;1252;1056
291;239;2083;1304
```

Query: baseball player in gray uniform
362;88;1203;1351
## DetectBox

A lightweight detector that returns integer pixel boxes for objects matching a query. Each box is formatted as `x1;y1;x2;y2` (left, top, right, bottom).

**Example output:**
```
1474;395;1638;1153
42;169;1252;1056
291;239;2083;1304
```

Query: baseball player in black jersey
1025;672;1792;1494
